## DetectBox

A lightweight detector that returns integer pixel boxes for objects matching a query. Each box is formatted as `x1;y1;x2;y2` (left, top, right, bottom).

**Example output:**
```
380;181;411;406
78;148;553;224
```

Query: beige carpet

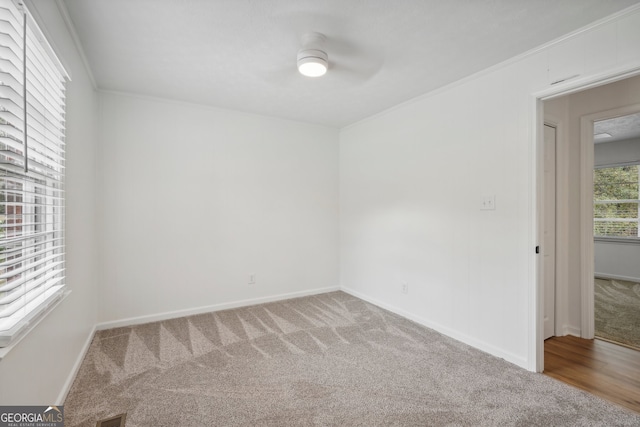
595;278;640;350
65;291;640;426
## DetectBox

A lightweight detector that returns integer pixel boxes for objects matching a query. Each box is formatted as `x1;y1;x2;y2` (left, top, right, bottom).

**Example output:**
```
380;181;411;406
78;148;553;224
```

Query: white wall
97;92;339;325
594;137;640;282
595;241;640;282
595;137;640;165
339;7;640;369
1;4;638;405
0;1;99;404
545;75;640;333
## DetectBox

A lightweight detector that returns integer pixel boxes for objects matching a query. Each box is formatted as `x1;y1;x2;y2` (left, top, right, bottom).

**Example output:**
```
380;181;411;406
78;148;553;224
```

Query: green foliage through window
594;165;640;238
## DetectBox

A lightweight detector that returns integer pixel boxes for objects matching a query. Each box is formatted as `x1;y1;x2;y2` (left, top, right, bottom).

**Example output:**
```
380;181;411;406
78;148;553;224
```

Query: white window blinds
0;0;68;347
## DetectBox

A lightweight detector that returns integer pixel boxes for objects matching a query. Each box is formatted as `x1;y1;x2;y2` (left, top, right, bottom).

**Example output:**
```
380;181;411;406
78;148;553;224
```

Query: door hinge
535;246;540;254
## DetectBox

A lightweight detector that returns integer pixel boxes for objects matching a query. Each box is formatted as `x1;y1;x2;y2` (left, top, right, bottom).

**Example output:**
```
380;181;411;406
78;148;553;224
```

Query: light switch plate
481;195;495;210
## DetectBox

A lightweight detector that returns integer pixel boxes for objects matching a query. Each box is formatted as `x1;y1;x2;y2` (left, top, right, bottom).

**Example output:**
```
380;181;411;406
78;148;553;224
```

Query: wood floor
544;335;640;414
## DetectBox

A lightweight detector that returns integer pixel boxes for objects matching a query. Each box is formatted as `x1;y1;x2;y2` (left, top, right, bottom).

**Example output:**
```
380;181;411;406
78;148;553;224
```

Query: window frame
593;161;640;244
0;0;69;354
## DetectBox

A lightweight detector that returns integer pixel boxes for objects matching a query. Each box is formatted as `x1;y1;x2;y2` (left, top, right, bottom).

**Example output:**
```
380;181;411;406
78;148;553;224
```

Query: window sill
0;290;71;361
594;237;640;245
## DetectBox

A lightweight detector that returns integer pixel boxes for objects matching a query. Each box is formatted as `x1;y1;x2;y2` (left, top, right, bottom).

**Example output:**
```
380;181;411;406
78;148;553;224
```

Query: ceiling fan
297;32;329;77
264;19;384;86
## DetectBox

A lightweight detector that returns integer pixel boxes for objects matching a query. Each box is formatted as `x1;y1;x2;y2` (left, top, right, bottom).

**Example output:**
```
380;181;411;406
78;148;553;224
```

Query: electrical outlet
249;274;256;285
401;282;408;294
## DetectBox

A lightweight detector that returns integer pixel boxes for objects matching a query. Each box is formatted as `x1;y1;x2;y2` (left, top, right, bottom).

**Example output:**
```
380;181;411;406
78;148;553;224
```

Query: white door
543;124;557;340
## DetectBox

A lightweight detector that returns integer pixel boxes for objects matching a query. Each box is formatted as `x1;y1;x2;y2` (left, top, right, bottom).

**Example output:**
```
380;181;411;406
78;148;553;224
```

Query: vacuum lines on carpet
65;292;640;426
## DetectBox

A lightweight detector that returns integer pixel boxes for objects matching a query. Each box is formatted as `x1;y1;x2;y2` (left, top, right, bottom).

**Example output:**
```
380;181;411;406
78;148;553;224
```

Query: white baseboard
57;324;96;405
559;325;581;337
70;284;535;404
340;287;529;371
595;272;640;283
96;286;341;330
60;286;339;403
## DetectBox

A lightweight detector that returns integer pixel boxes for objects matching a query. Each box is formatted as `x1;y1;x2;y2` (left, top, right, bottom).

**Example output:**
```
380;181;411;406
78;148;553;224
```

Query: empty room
1;0;640;426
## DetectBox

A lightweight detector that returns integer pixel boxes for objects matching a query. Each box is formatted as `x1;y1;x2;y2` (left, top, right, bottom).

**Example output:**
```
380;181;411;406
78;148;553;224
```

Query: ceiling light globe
297;49;328;77
298;59;327;77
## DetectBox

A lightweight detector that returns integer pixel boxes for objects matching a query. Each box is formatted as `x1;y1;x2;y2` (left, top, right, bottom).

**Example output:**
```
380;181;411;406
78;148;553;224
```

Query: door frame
542;122;558;340
530;66;640;373
579;103;640;339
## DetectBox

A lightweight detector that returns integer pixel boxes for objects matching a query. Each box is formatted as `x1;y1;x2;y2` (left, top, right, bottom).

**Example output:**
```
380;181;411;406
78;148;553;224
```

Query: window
0;0;68;347
594;164;640;239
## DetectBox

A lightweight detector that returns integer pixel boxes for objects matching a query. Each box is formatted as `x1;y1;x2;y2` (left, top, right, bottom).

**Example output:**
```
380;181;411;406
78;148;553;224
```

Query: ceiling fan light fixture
297;49;328;77
594;132;612;140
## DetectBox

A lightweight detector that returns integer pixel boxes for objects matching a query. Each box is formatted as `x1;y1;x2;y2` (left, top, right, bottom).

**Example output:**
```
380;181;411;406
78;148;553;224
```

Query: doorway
592;110;640;350
541;74;640;343
540;75;640;410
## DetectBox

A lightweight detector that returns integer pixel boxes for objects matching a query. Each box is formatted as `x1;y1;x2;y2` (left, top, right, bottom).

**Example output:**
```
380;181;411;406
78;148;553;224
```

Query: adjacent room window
0;0;68;347
594;164;640;239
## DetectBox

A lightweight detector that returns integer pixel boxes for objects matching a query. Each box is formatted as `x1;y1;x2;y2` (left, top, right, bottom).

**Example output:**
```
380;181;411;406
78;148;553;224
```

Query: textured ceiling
595;112;640;143
62;0;640;128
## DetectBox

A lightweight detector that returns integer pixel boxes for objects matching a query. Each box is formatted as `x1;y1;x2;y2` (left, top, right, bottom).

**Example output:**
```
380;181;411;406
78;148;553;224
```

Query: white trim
593;160;640;241
542;121;559;342
551;113;570;340
532;67;640;373
579;116;596;339
23;0;69;80
544;115;568;339
56;323;96;405
341;287;528;369
595;160;640;169
345;5;640;131
531;97;544;372
595;273;640;283
98;89;337;131
96;286;340;330
579;103;640;339
0;291;70;360
595;236;640;244
560;325;582;337
53;0;96;88
535;65;640;102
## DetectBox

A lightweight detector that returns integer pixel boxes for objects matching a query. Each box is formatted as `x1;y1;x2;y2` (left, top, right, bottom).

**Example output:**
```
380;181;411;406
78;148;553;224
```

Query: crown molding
54;0;97;89
344;3;640;131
